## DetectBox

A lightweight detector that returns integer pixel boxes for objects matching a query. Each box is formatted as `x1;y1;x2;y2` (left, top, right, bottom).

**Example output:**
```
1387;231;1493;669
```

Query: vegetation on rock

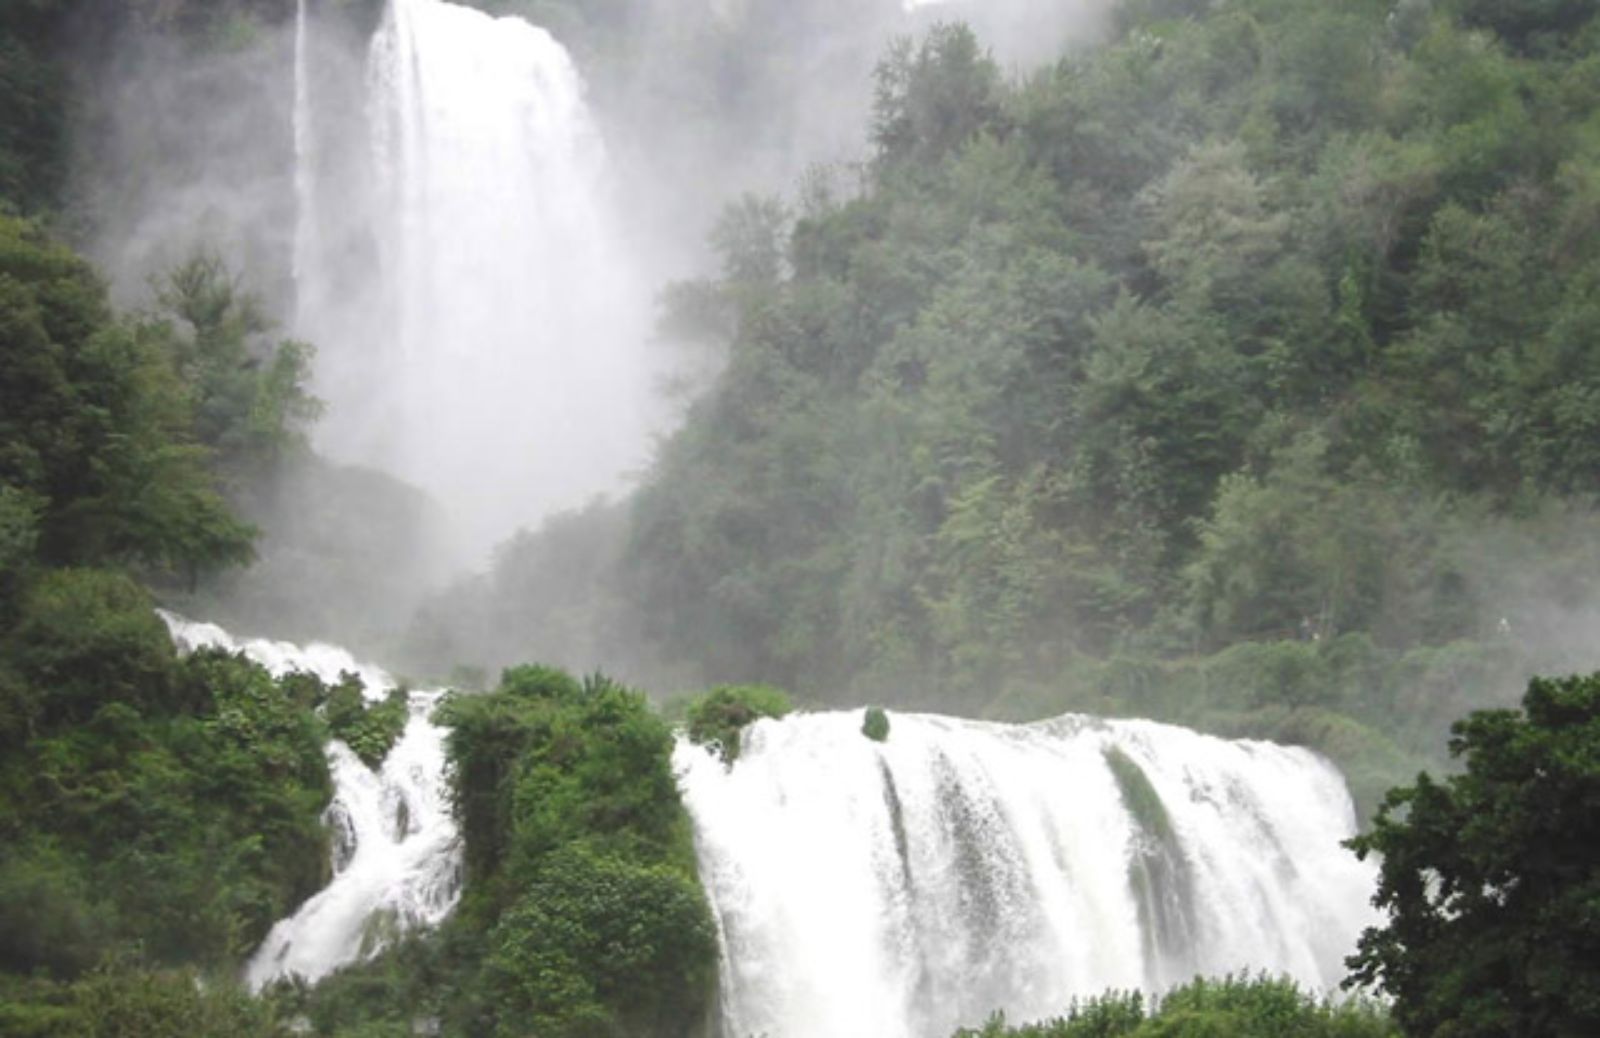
684;683;794;763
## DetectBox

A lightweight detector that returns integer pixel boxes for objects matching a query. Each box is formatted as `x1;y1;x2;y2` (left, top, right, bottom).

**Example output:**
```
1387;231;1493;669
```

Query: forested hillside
423;0;1600;809
3;0;1599;1033
0;4;367;1025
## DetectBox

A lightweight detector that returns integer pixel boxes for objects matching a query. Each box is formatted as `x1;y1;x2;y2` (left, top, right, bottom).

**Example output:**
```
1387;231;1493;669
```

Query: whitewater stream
161;614;462;989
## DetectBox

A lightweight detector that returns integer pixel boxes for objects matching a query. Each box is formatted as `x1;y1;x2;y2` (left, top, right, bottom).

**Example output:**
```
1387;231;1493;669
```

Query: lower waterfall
675;710;1378;1038
160;614;462;989
157;618;1375;1027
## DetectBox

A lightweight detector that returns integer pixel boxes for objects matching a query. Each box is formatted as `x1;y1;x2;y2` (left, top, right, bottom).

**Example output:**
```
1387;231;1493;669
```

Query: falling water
292;0;315;290
157;613;1376;1019
676;710;1379;1038
159;614;462;988
304;0;658;563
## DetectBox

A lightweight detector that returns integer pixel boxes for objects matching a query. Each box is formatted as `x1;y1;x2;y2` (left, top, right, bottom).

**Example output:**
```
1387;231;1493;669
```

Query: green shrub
862;705;891;742
397;665;717;1036
684;684;792;763
954;976;1396;1036
6;569;175;725
325;676;409;769
0;961;288;1038
0;644;333;971
1103;746;1173;844
483;844;717;1036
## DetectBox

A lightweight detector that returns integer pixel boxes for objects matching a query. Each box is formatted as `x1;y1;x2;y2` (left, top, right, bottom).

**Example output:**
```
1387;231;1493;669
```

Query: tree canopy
1347;672;1600;1037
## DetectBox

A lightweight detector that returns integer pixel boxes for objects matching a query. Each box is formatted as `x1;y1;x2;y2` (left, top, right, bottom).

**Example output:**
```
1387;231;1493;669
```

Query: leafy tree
482;845;717;1038
873;23;1005;171
1347;673;1600;1037
0;217;255;579
153;252;323;469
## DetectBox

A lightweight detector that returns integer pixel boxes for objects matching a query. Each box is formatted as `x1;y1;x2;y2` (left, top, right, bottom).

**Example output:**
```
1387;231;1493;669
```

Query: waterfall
676;710;1379;1037
293;0;315;292
302;0;658;563
156;612;1376;1018
159;614;462;989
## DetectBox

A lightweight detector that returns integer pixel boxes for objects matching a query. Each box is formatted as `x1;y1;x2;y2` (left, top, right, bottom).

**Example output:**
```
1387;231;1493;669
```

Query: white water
677;710;1379;1037
301;0;659;563
157;612;1375;1020
293;0;315;289
159;613;462;988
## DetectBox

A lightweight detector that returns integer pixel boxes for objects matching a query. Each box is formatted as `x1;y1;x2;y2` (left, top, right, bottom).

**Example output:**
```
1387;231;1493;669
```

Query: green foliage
0;217;256;580
1346;672;1600;1037
0;639;332;974
383;1;1600;815
0;962;288;1038
954;975;1396;1037
481;844;717;1037
0;25;66;216
1103;747;1172;844
862;705;890;742
4;568;174;729
873;23;1005;172
324;677;409;769
0;210;332;1003
373;665;722;1037
153;252;323;471
684;683;793;763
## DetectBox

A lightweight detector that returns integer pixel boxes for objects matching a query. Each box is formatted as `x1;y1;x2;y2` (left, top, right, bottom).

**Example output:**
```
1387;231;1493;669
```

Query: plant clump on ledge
684;684;793;764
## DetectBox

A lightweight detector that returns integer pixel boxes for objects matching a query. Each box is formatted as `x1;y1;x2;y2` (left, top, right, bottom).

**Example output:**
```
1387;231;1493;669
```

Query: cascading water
302;0;660;563
157;611;1376;1019
292;0;317;292
676;710;1379;1038
159;614;462;988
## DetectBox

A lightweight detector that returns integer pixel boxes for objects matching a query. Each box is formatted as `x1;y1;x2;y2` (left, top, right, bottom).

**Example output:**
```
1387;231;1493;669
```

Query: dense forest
1;0;1598;1035
410;0;1600;813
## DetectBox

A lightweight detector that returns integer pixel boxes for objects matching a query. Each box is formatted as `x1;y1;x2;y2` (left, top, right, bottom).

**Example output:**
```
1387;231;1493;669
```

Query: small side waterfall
676;710;1379;1038
160;614;462;988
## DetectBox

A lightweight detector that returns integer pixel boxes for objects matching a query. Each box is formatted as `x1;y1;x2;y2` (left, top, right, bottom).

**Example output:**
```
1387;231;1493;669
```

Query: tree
0;217;255;578
1346;673;1600;1037
872;23;1004;171
153;252;322;467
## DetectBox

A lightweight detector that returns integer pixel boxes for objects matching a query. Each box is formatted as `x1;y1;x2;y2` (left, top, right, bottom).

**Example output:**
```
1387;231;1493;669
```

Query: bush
325;676;409;769
862;705;891;742
0;961;288;1038
6;569;175;725
483;844;717;1036
684;684;792;763
954;976;1396;1037
378;665;718;1036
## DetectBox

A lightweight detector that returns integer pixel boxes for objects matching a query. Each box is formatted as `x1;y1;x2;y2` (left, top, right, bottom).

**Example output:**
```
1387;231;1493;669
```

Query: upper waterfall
677;710;1379;1037
301;0;661;564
